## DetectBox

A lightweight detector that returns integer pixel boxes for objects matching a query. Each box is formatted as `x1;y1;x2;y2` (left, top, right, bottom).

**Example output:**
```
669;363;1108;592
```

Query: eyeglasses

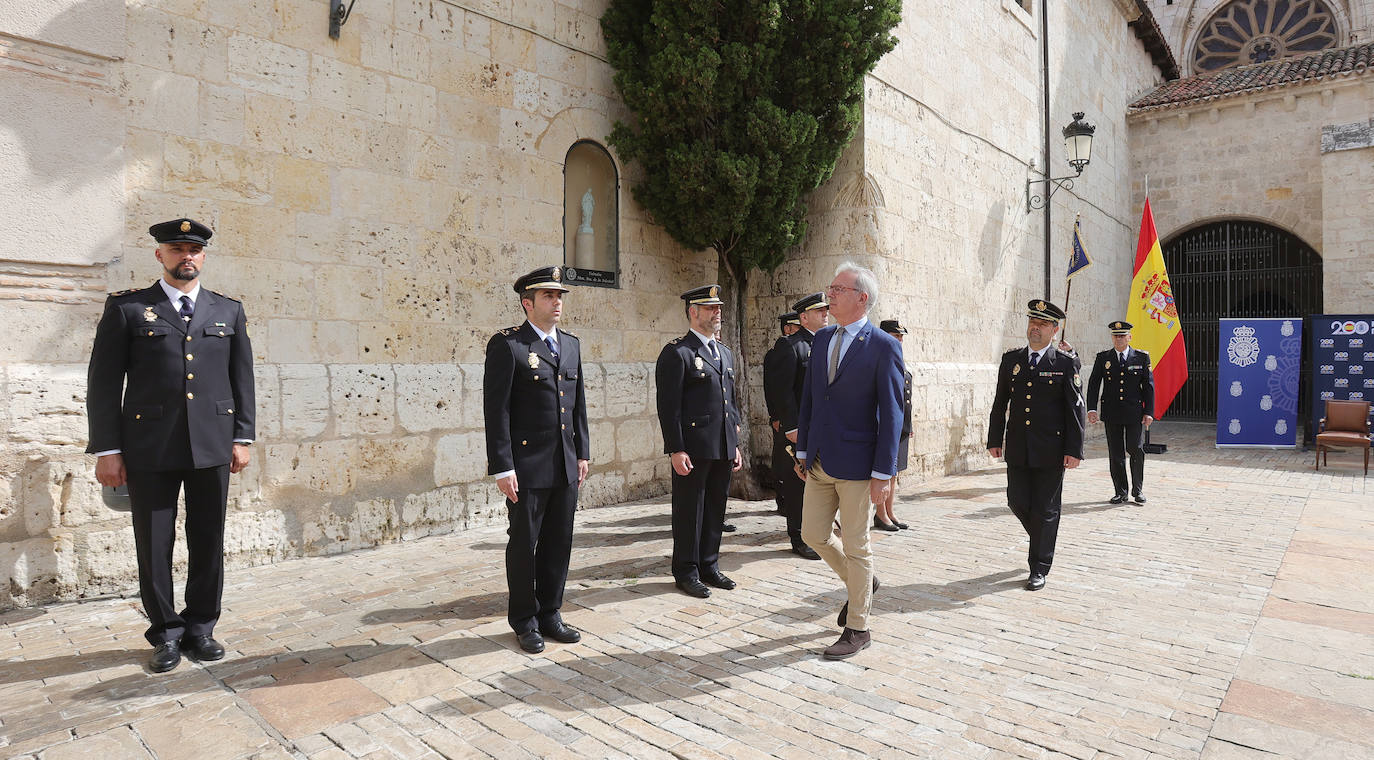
825;284;860;296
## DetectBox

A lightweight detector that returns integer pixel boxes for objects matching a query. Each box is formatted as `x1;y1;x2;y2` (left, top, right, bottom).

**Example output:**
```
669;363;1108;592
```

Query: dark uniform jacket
762;329;813;433
483;322;591;489
86;283;255;471
1086;348;1155;424
656;332;740;460
898;368;914;470
987;345;1086;468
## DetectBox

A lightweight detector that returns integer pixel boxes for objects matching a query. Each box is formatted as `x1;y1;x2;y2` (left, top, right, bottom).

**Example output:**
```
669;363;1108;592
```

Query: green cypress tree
603;0;901;490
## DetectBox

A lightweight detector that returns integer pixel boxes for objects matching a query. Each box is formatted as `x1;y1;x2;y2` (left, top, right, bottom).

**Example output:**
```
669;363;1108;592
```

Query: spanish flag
1125;198;1188;417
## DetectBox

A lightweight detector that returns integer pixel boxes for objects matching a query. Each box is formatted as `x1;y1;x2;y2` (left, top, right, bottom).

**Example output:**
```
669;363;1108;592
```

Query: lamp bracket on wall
1025;160;1082;213
329;0;359;39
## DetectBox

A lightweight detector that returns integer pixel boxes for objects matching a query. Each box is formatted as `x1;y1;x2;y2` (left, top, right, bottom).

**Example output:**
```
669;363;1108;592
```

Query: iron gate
1162;221;1323;424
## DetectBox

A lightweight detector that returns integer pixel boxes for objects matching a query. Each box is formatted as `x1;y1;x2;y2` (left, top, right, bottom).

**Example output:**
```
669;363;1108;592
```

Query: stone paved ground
2;421;1371;759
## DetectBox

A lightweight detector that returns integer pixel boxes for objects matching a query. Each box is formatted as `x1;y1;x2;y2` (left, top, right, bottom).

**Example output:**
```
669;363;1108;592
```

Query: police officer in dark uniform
763;293;829;560
655;285;743;598
987;300;1086;591
87;218;255;673
1086;320;1155;504
876;319;914;531
484;266;591;654
764;311;800;519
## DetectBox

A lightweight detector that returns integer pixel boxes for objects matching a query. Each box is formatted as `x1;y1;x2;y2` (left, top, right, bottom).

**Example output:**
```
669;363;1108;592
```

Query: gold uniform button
1024;408;1030;412
560;407;565;413
690;422;696;427
186;392;194;400
559;391;565;397
521;440;527;446
1026;382;1032;387
1025;420;1031;425
187;373;194;379
146;331;154;336
186;335;192;342
227;409;233;414
218;330;225;336
135;414;142;420
1025;394;1031;399
561;424;566;430
185;354;193;361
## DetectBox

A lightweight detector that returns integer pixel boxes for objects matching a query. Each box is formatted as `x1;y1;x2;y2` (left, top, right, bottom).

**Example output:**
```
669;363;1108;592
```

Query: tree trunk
719;255;768;500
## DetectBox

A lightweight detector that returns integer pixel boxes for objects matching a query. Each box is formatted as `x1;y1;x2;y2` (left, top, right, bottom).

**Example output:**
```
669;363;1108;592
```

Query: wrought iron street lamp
1026;112;1097;212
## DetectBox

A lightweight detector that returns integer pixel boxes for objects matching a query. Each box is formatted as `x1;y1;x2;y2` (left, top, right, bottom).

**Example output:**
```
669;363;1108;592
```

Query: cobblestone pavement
3;422;1371;759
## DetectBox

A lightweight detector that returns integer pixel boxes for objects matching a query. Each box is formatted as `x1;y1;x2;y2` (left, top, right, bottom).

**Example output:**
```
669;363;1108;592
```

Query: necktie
544;336;559;365
829;330;846;383
708;340;719;362
1029;351;1040;368
1119;352;1126;365
179;295;194;322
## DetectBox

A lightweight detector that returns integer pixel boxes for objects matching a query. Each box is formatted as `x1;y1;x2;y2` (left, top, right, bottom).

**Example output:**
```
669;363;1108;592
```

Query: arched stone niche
562;140;619;288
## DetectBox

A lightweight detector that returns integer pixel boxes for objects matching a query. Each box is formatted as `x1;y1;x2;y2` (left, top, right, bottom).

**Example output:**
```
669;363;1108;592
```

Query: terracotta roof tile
1129;41;1373;112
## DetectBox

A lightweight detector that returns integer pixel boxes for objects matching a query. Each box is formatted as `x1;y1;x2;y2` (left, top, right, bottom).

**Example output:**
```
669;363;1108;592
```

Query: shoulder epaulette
669;337;681;345
560;330;578;340
204;289;242;304
500;326;517;336
109;288;138;297
1001;347;1022;358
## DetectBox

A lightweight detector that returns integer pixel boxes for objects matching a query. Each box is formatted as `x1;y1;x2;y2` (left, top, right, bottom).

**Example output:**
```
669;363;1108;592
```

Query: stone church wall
1127;78;1374;311
0;0;711;609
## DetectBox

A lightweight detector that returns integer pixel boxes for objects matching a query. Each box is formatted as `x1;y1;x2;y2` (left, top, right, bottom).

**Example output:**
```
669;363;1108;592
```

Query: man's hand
230;443;252;474
771;420;780;432
1058;339;1075;354
988;447;1002;459
793;461;807;481
497;473;519;503
1064;456;1082;469
785;430;797;443
1142;414;1154;429
577;459;589;486
1088;410;1099;424
732;447;742;472
670;451;693;477
95;453;126;488
869;478;891;506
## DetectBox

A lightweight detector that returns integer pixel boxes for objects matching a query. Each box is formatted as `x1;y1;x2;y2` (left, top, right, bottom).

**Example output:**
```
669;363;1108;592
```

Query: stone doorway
1162;220;1323;425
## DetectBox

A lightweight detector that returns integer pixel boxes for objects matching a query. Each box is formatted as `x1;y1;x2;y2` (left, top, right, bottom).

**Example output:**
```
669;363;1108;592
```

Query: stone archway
1162;219;1323;421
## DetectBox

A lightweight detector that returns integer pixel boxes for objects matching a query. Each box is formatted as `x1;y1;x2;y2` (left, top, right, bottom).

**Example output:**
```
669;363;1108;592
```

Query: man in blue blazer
795;262;905;660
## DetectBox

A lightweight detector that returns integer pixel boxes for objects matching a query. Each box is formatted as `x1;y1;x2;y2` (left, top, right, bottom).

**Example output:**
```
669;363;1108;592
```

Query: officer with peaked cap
86;218;255;673
1086;320;1154;504
875;319;914;532
655;285;743;597
484;266;591;654
763;292;830;560
987;299;1085;591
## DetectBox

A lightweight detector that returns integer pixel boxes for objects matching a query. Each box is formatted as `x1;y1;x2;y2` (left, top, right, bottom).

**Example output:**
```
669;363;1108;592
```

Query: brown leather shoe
822;628;871;660
836;575;880;628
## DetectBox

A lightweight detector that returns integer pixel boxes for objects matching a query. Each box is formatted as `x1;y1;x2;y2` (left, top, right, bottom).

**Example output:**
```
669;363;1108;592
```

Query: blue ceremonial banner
1309;314;1374;445
1216;318;1302;448
1066;217;1092;280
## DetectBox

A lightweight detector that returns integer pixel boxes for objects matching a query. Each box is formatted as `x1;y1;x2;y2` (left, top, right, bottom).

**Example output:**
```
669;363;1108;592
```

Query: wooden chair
1315;399;1372;475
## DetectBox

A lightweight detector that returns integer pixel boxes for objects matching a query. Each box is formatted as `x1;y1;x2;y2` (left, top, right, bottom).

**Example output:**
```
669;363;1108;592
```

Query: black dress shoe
893;520;910;530
873;519;900;532
1133;493;1147;504
675;579;711;598
150;640;181;673
539;621;582;644
1109;493;1127;504
1025;573;1046;591
721;523;737;533
181;634;225;661
791;543;821;560
517;630;545;653
837;576;881;628
702;572;736;590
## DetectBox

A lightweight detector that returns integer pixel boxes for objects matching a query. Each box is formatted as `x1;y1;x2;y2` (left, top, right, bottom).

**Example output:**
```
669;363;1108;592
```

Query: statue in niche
575;187;596;269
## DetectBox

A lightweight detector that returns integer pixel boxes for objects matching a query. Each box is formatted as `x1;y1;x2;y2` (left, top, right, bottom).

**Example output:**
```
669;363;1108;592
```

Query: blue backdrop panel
1217;318;1302;448
1309;314;1374;445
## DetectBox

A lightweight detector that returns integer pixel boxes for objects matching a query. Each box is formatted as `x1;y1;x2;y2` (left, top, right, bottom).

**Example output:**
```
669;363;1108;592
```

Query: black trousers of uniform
670;457;732;582
1005;464;1064;576
771;432;804;544
505;476;576;636
125;465;230;646
1104;419;1145;496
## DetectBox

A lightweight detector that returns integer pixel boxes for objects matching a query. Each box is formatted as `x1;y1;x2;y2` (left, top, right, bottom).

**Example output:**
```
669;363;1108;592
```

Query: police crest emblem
1012;364;1021;376
694;356;704;370
528;352;540;368
1226;325;1259;367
